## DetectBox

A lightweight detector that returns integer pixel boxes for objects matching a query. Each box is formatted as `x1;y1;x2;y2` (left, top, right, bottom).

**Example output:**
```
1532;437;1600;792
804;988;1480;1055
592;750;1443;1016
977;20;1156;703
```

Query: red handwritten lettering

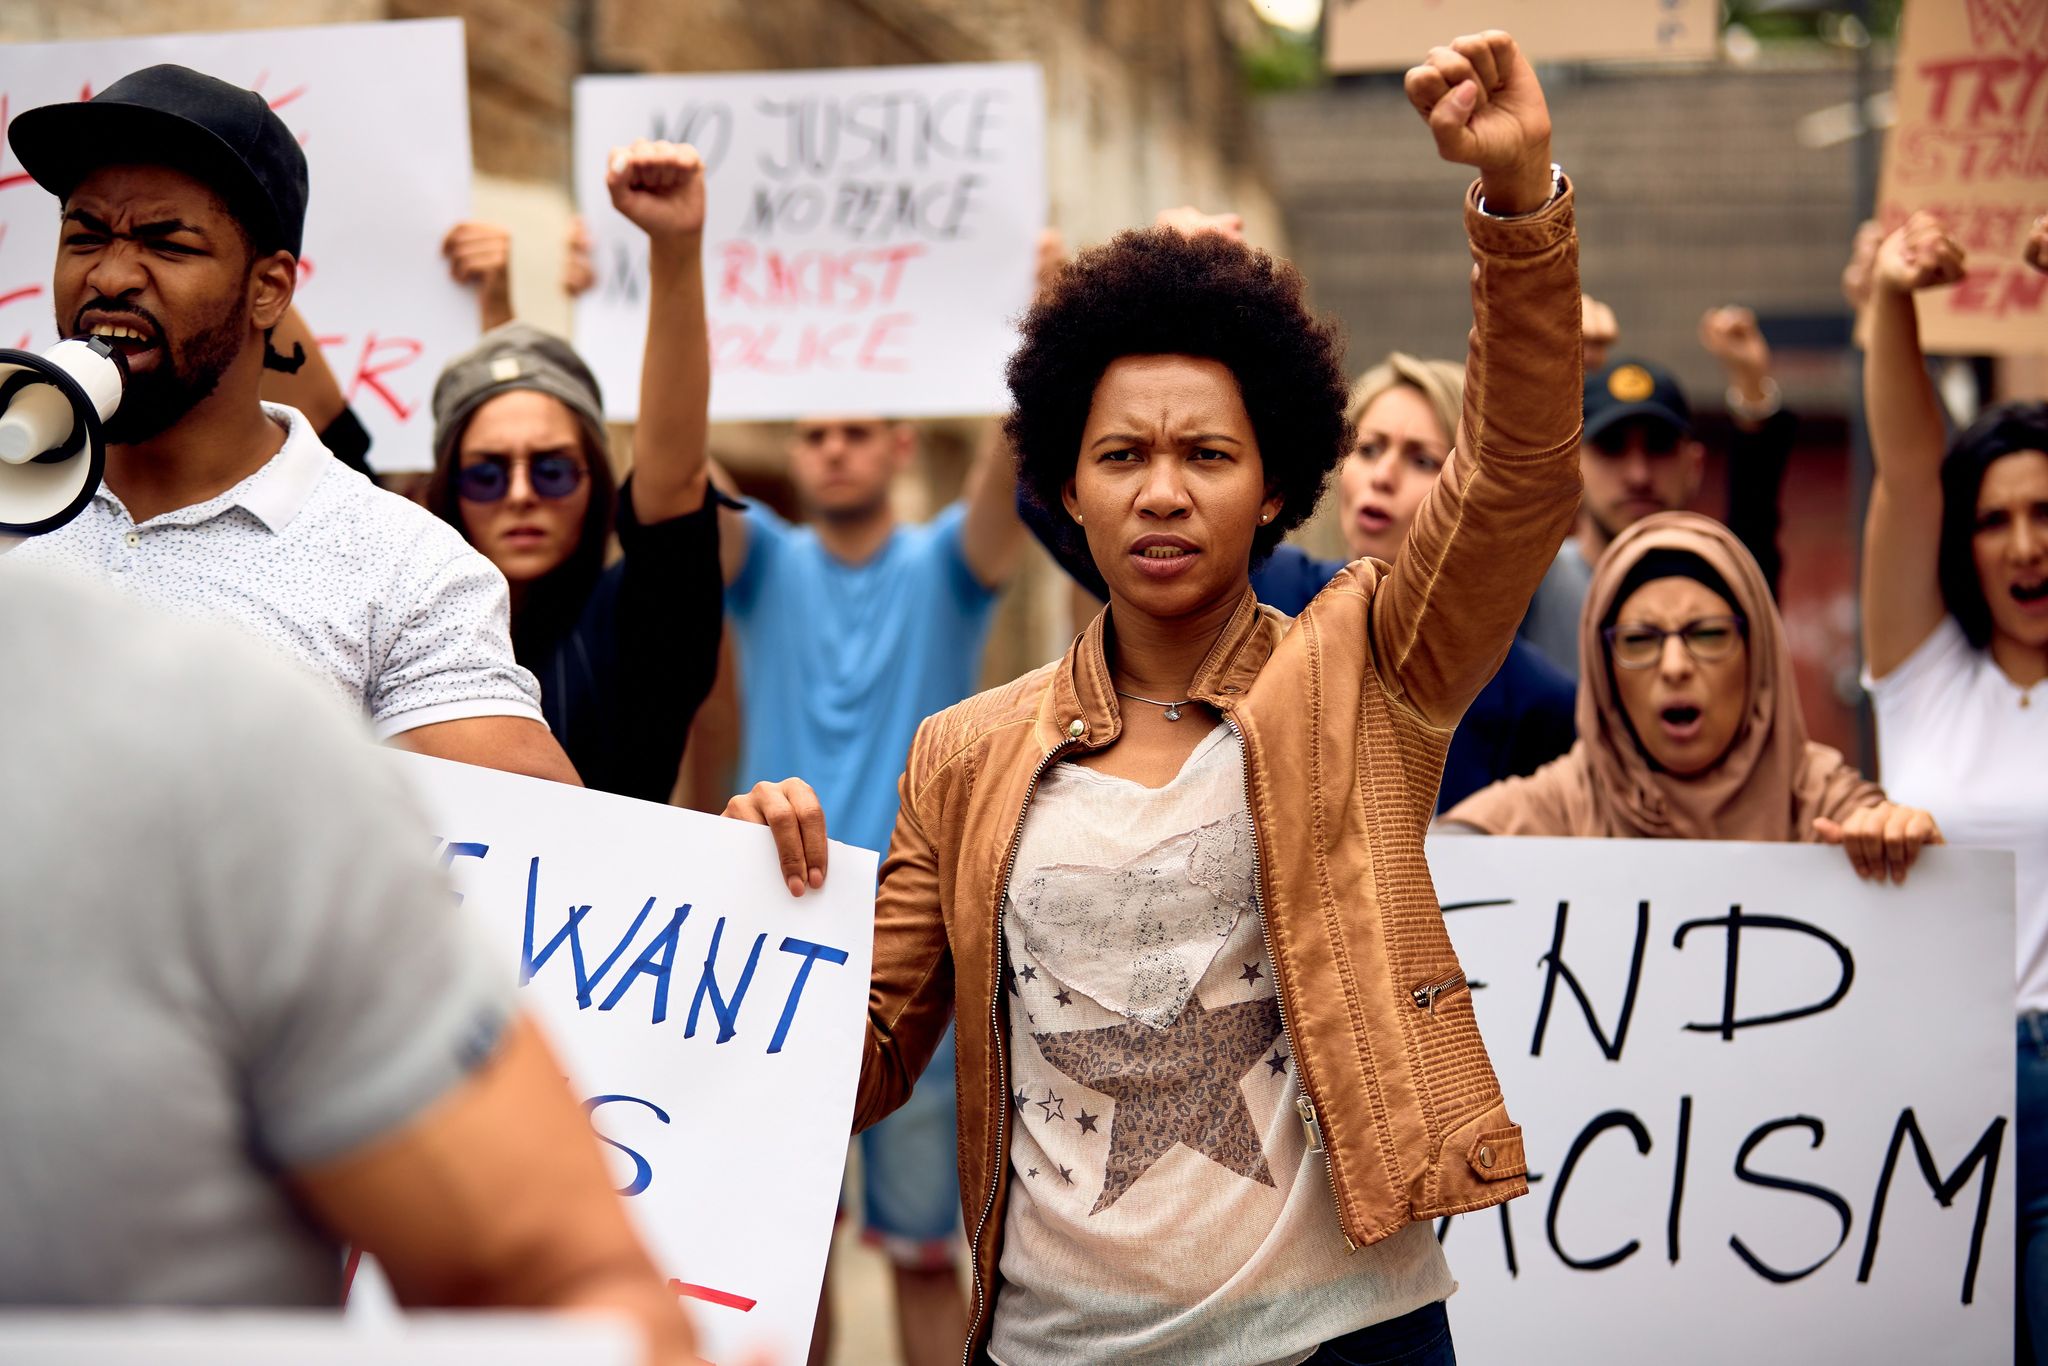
1949;264;2048;317
714;242;928;312
667;1279;756;1312
1919;52;2048;127
856;312;913;372
344;333;424;422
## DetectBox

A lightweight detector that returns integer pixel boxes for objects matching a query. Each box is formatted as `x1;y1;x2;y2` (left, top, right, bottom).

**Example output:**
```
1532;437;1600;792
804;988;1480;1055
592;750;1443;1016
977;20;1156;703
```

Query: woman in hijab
1444;512;1942;882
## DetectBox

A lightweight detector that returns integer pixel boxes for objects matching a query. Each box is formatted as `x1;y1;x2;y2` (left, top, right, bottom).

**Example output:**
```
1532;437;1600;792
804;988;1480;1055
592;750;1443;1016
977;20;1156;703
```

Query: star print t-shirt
990;725;1453;1366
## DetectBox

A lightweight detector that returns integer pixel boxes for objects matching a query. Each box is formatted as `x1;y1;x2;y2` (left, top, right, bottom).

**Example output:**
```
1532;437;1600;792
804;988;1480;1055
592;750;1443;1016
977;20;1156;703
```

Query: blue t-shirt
727;500;999;855
1251;545;1576;812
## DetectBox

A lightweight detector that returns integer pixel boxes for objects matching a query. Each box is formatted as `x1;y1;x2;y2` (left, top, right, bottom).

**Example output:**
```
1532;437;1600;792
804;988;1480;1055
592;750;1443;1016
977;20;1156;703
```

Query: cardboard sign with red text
0;20;476;471
573;63;1045;421
1878;0;2048;355
1325;0;1718;73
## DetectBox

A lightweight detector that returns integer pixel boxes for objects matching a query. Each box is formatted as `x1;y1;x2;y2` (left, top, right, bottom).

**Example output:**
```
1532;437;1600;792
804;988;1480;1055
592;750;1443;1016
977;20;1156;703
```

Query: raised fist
442;220;511;292
563;216;595;299
1840;218;1884;312
1154;206;1246;243
1404;30;1553;213
606;139;707;243
1874;212;1966;295
1698;306;1770;385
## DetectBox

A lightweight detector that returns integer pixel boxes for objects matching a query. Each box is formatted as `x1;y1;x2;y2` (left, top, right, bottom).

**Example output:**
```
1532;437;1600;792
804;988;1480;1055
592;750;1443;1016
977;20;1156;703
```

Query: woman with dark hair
1442;512;1941;880
1860;211;2048;1355
729;32;1575;1364
425;140;724;801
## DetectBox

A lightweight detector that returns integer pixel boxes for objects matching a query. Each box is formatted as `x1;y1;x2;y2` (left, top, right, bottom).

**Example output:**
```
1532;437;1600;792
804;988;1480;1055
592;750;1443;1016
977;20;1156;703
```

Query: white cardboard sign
572;63;1045;422
1426;837;2016;1364
381;754;878;1366
0;20;477;473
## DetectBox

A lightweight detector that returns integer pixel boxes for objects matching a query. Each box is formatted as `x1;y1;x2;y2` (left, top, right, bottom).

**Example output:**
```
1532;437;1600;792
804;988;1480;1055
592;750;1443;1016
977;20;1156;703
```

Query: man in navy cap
1518;308;1794;678
4;65;578;782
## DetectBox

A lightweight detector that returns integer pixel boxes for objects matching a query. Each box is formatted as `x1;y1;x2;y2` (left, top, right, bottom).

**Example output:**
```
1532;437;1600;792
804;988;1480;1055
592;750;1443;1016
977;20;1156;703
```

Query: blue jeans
1303;1301;1455;1366
2020;1017;2048;1364
856;1024;961;1265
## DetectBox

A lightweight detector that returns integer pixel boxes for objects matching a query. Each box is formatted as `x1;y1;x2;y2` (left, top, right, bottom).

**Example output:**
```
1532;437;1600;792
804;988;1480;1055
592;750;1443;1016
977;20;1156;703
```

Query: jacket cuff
1463;173;1574;255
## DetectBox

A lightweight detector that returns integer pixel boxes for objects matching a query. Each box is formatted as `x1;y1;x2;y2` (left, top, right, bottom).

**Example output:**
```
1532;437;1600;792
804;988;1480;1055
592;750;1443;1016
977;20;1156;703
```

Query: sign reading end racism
1427;837;2015;1364
1878;0;2048;355
0;20;478;472
573;63;1046;422
382;754;879;1366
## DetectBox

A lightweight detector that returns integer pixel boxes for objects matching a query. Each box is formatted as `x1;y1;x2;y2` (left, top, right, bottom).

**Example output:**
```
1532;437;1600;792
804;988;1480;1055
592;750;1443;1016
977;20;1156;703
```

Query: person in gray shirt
0;565;697;1365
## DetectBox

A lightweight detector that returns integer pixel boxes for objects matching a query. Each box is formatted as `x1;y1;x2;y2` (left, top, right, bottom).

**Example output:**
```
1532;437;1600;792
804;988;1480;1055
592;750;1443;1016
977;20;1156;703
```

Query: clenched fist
606;139;707;245
2027;213;2048;275
1404;30;1554;214
1874;211;1966;295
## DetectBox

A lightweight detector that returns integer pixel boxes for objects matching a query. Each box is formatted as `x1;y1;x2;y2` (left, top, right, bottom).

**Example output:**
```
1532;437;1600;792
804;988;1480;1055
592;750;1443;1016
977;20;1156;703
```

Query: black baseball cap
8;64;309;258
1584;358;1692;445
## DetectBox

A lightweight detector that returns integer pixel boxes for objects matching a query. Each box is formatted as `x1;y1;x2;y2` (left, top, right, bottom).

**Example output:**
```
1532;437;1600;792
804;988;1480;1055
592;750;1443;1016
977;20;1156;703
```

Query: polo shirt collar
95;403;332;534
236;404;331;533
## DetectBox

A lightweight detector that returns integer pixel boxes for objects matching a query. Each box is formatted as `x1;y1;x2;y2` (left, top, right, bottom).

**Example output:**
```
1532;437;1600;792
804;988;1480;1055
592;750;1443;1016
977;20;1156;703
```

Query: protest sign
0;20;476;472
367;754;878;1366
573;63;1045;422
1325;0;1718;73
1425;837;2014;1363
1877;0;2048;355
0;1313;634;1365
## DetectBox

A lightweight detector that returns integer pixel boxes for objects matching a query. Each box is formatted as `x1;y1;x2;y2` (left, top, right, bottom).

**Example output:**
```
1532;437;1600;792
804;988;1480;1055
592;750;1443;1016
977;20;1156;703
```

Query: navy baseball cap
1584;358;1692;445
8;64;309;258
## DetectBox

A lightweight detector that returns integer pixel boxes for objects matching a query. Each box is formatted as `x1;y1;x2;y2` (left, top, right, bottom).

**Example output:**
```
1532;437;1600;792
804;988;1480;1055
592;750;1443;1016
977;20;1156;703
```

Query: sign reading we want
0;20;477;472
352;755;878;1366
1428;837;2015;1364
573;62;1046;422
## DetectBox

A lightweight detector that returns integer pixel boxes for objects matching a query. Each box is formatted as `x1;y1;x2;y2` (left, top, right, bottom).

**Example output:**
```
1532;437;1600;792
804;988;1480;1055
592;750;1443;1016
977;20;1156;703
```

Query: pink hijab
1446;513;1883;840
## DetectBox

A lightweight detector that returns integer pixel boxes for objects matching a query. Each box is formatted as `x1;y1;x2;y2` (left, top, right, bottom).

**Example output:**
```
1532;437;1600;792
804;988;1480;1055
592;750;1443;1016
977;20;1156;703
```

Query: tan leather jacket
855;181;1582;1361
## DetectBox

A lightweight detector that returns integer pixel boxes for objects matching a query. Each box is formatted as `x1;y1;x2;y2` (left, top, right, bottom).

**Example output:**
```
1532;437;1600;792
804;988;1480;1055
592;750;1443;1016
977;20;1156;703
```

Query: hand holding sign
1404;30;1554;215
607;140;708;248
724;777;831;898
1876;211;1967;296
1814;801;1945;886
1153;206;1245;244
2028;215;2048;276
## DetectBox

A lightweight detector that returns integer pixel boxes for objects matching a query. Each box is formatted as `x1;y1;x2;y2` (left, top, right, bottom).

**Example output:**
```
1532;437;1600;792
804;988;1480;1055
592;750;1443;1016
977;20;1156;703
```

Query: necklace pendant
1163;703;1182;721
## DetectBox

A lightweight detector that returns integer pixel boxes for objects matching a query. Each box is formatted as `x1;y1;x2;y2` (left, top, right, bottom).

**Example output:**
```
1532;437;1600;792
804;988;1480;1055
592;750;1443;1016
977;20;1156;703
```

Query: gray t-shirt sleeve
182;654;515;1171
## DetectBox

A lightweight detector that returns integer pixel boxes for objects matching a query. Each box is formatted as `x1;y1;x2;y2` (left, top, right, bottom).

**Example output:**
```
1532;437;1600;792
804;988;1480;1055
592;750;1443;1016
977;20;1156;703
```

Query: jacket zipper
962;738;1076;1366
1225;715;1355;1253
1412;970;1468;1015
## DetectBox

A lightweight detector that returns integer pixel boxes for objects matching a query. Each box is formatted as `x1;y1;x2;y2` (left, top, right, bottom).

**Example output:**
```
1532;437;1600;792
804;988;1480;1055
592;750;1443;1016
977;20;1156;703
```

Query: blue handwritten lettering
687;916;767;1044
600;905;693;1023
768;937;851;1054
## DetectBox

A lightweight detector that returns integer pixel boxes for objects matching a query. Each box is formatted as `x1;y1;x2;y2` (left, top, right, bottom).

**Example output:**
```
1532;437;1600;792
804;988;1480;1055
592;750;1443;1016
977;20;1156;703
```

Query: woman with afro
732;30;1581;1365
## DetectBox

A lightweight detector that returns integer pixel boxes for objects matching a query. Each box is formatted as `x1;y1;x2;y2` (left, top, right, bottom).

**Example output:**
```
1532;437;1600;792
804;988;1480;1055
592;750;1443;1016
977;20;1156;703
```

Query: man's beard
100;295;249;446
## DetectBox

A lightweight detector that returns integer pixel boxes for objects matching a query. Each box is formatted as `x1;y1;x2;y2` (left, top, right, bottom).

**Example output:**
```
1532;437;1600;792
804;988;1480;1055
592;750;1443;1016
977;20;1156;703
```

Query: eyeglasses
1603;615;1747;669
456;453;587;503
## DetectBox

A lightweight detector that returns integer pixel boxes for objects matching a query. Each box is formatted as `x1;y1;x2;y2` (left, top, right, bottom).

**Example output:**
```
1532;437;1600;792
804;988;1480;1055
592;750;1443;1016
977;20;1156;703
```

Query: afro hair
1004;227;1352;599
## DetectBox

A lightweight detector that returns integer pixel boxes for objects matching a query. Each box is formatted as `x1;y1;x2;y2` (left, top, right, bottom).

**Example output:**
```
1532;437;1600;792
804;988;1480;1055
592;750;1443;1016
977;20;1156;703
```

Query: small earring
1075;513;1084;524
1260;512;1271;524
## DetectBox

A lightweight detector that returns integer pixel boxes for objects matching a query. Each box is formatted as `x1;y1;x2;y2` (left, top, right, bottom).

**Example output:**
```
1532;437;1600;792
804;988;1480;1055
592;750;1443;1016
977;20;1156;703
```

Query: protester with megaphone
0;64;579;784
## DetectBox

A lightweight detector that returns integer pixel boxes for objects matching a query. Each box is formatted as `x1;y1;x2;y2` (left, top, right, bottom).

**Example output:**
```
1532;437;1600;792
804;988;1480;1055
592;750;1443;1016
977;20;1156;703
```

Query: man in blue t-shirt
717;413;1027;1366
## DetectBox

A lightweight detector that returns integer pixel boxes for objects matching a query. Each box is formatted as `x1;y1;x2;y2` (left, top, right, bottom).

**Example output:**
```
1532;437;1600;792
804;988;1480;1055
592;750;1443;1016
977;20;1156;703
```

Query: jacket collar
1039;585;1277;752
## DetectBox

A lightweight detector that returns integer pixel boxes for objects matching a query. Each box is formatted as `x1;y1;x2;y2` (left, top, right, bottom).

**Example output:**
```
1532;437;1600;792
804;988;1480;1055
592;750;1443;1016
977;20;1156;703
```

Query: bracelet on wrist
1477;162;1564;219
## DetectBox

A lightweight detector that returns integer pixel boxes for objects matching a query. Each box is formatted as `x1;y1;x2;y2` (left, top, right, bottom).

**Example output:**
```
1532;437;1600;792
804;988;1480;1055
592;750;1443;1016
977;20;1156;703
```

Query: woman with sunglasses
1443;512;1942;882
424;139;721;801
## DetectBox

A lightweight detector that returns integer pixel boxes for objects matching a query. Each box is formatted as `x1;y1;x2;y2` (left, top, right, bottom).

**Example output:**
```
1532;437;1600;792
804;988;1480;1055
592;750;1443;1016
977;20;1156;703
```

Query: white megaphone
0;337;126;537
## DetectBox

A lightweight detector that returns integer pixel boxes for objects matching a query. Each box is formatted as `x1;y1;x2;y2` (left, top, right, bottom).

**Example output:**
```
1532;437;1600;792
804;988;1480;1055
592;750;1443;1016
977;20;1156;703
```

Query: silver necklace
1115;689;1191;721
